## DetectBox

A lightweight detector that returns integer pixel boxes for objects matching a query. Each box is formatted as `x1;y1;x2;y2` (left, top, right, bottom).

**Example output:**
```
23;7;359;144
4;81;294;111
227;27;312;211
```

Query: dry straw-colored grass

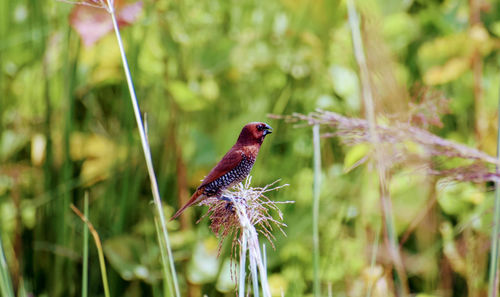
199;177;291;253
197;177;292;297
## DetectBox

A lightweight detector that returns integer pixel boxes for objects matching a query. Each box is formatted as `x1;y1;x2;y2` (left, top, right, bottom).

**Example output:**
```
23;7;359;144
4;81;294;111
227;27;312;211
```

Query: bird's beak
263;124;273;136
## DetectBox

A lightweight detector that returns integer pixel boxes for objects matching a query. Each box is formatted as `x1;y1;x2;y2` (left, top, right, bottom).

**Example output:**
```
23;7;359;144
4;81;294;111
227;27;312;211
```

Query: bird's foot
225;202;234;212
220;195;233;202
220;195;236;213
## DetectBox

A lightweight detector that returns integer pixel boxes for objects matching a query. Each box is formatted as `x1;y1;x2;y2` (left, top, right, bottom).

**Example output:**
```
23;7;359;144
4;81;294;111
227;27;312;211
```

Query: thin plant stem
0;235;14;297
312;124;321;297
255;244;271;297
262;244;269;295
250;250;260;297
239;233;248;297
487;85;500;297
346;1;408;295
262;244;267;271
235;200;272;297
104;2;180;296
155;218;175;297
366;222;381;297
18;279;27;297
82;192;89;297
70;204;110;297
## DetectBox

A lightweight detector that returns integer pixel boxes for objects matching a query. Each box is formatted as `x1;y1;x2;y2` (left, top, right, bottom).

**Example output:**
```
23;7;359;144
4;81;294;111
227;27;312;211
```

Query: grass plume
285;109;500;183
347;0;408;294
197;177;291;296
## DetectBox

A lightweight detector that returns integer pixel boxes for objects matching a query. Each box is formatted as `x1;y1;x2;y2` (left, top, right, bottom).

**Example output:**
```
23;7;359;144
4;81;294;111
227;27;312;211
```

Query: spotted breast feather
201;154;256;197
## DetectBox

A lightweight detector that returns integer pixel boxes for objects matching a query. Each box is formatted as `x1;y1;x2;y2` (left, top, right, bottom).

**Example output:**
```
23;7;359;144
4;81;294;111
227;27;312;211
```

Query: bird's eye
257;125;264;131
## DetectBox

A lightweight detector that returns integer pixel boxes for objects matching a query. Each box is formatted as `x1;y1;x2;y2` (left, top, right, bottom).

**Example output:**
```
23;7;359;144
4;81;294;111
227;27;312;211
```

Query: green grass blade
104;3;181;296
312;124;321;297
239;232;248;297
0;235;14;297
71;204;110;297
82;192;89;297
366;223;381;297
346;1;408;295
154;218;175;297
488;86;500;297
250;254;259;297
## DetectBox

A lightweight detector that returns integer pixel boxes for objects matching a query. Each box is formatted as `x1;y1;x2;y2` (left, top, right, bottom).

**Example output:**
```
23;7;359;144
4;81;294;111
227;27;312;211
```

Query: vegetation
1;0;500;296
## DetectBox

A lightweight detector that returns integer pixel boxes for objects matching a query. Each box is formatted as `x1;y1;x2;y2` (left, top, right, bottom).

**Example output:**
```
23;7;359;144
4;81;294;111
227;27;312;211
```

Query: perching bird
170;122;273;220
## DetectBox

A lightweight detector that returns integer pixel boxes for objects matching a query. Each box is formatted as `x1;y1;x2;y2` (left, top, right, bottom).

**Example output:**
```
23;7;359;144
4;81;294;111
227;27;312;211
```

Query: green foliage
2;0;500;296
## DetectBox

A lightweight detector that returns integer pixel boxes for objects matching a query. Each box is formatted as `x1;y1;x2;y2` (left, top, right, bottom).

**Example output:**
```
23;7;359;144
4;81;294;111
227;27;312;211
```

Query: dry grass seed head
276;108;500;183
198;177;291;254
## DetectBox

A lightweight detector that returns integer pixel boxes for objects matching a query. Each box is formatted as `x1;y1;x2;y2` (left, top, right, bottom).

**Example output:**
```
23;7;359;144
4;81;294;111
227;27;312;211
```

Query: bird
170;122;273;221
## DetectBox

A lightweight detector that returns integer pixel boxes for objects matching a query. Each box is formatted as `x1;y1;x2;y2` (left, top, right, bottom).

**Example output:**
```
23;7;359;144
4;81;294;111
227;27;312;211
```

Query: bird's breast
203;155;256;196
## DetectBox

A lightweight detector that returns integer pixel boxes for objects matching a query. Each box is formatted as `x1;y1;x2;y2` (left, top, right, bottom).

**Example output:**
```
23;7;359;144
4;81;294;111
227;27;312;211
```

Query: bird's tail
169;188;204;221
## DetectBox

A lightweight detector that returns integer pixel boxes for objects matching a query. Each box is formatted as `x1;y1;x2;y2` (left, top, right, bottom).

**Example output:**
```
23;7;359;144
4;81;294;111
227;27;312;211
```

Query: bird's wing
170;148;244;221
199;147;243;188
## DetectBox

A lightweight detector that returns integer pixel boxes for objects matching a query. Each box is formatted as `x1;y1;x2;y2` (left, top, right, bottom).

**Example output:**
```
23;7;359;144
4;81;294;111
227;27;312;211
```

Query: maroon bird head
236;122;273;145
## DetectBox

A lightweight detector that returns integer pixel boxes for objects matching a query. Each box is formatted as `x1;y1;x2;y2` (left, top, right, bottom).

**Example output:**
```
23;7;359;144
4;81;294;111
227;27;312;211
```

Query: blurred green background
1;0;500;296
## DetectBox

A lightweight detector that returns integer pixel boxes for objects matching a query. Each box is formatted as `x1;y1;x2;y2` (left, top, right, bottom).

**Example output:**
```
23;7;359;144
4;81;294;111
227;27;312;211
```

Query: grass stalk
250;251;260;297
254;245;271;297
207;179;288;297
262;244;267;271
366;223;381;297
104;1;181;296
235;200;272;297
255;243;271;297
82;192;89;297
312;124;321;297
203;179;289;297
53;25;79;297
18;279;27;297
154;218;175;297
70;204;110;297
239;233;248;297
0;235;14;297
346;1;408;295
487;85;500;297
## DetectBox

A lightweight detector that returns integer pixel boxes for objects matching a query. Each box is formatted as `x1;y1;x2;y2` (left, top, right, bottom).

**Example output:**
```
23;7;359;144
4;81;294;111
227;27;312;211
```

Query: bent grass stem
70;204;110;297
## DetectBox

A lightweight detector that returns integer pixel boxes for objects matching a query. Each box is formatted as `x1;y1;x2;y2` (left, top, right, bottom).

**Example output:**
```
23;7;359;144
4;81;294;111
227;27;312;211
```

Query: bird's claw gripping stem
220;195;233;202
220;195;235;212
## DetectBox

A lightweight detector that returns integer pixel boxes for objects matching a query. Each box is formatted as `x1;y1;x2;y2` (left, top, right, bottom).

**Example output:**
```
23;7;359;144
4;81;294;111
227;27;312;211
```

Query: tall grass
346;0;408;294
0;235;14;297
234;191;272;297
53;24;80;297
312;124;321;297
487;87;500;297
77;1;182;296
200;178;289;297
70;204;110;297
81;193;89;297
238;231;248;297
154;218;176;297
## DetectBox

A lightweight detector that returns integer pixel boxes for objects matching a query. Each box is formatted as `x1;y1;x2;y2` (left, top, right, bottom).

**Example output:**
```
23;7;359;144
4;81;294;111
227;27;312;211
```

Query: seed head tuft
197;177;292;255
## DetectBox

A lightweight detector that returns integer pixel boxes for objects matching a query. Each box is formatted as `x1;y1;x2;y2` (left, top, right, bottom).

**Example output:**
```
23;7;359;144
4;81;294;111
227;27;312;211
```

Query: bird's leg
225;202;234;212
220;195;233;202
220;195;235;213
